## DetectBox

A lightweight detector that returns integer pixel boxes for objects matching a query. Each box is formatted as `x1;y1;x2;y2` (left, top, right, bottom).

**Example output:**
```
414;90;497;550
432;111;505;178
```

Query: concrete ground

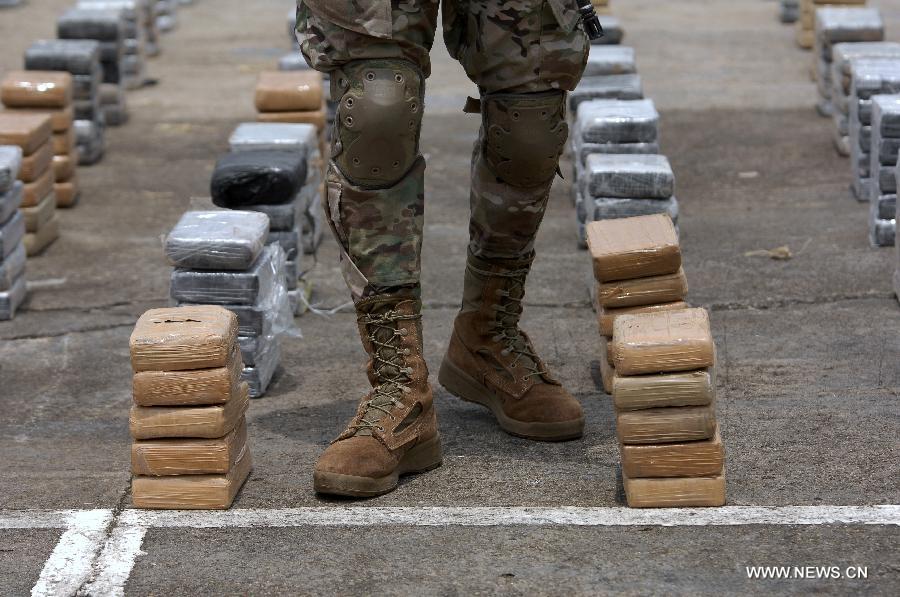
1;0;899;595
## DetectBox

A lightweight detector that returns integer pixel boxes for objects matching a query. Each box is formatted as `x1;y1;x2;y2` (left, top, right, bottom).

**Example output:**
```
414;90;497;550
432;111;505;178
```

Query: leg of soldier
296;0;443;497
438;0;589;441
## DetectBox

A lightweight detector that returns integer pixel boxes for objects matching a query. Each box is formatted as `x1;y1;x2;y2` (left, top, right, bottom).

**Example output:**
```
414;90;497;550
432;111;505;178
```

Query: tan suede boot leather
314;293;442;497
439;254;584;441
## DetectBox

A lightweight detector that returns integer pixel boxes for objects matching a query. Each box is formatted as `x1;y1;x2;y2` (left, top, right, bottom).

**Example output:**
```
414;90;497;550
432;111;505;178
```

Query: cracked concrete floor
1;0;899;595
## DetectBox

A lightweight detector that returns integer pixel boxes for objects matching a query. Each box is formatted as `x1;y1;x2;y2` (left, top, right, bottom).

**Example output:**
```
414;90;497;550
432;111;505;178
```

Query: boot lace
350;308;418;434
475;265;549;381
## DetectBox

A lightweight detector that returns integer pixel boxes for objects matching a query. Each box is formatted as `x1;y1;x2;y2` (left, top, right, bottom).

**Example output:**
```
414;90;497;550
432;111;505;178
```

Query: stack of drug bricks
25;39;106;165
57;6;130;126
154;0;178;33
812;5;883;147
569;44;642;115
166;211;288;398
577;151;676;250
254;70;327;166
0;147;27;320
0;112;61;256
129;306;252;509
586;214;725;508
831;42;900;157
1;70;80;210
227;122;322;312
275;55;338;139
848;59;900;203
76;0;149;93
867;95;900;246
571;98;672;246
796;0;868;50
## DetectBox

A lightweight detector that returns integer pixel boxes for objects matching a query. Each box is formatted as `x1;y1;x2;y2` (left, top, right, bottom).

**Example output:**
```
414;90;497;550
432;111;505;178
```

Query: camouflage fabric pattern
297;0;587;296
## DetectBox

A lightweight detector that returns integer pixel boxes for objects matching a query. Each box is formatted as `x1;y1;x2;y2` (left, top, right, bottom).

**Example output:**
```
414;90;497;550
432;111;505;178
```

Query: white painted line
31;510;113;597
120;505;900;528
80;524;148;597
0;509;110;530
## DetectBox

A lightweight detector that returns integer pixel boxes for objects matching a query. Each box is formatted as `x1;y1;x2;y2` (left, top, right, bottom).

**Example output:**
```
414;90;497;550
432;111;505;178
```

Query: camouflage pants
297;0;588;297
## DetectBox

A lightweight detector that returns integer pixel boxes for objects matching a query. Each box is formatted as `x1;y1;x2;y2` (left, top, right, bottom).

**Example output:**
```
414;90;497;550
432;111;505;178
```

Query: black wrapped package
24;39;101;75
57;8;125;42
210;151;307;208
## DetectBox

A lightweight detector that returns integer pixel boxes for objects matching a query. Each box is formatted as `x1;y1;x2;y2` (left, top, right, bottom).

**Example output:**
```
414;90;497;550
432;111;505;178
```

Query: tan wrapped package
621;428;724;478
612;308;715;376
132;448;252;510
596;268;688;309
52;128;75;155
623;473;726;508
598;336;614;394
3;106;73;133
133;347;243;406
18;141;53;183
24;213;60;256
52;150;77;182
130;383;250;440
54;175;79;208
257;107;327;130
254;71;323;112
597;301;689;338
132;418;248;476
21;191;56;233
0;112;52;156
1;71;73;109
586;214;681;282
613;368;715;411
130;306;238;373
21;168;54;208
617;404;716;445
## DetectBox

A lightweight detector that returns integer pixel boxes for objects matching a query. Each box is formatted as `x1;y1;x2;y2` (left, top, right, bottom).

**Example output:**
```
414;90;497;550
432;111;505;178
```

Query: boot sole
313;434;443;498
438;357;584;442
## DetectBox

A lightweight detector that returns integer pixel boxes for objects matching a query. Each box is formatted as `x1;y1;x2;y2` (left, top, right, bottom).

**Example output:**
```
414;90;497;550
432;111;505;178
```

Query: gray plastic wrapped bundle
74;118;105;166
154;0;178;32
24;39;102;75
574;142;660;176
583;46;636;78
831;43;900;117
0;146;22;194
580;154;675;200
57;7;128;88
572;99;659;174
0;182;23;228
593;15;623;45
0;244;26;293
242;334;281;398
780;0;799;24
0;212;25;260
582;196;679;224
166;210;270;270
868;95;900;246
848;60;900;201
171;243;283;305
76;0;148;89
0;273;27;321
228;122;314;156
569;74;643;112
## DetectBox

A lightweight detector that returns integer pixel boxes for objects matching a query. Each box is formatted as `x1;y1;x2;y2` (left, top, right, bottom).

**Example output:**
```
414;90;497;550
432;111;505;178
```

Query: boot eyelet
366;72;376;81
510;363;517;369
395;73;404;83
346;98;354;108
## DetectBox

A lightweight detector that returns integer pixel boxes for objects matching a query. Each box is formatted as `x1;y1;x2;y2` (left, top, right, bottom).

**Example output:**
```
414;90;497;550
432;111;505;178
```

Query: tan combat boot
439;253;584;441
314;292;442;497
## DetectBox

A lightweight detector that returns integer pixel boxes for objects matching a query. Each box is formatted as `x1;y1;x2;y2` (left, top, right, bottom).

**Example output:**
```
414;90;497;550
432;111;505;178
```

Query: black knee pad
331;59;425;188
482;90;569;188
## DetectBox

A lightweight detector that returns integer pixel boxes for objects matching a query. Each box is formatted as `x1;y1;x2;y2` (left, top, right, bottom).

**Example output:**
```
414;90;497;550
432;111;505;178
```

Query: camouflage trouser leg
443;0;588;261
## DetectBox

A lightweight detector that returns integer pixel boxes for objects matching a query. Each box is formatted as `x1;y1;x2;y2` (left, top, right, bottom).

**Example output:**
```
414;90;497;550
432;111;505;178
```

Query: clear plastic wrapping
25;39;102;75
0;243;27;292
815;7;884;46
132;418;247;476
612;308;716;376
0;113;53;156
228;122;316;156
133;347;242;407
165;210;270;271
613;368;714;412
598;336;614;394
871;94;900;140
170;243;284;306
575;142;659;168
267;227;301;262
622;473;726;508
596;301;689;339
568;74;643;112
617;404;716;445
238;331;277;368
246;199;301;232
211;150;307;208
0;273;27;321
241;336;281;399
1;71;73;109
0;148;23;195
869;193;895;247
596;268;688;309
621;429;723;478
583;45;636;77
279;52;310;72
0;211;26;260
574;98;658;145
130;306;238;373
584;196;679;223
586;213;681;282
254;71;323;113
130;382;249;440
57;7;126;42
850;60;900;101
580;154;674;200
131;448;252;510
